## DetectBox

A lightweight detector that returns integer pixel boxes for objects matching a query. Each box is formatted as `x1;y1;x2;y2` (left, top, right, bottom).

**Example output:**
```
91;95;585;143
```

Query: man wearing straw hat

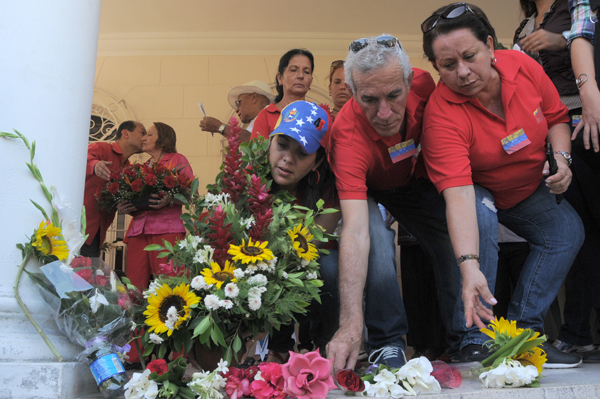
199;80;275;142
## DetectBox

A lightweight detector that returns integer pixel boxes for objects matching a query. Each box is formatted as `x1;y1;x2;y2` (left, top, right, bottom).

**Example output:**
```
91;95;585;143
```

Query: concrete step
78;363;600;399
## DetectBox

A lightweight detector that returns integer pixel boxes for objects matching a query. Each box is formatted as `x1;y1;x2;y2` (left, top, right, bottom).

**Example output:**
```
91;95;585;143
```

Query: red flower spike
205;204;235;266
221;117;247;204
246;174;273;240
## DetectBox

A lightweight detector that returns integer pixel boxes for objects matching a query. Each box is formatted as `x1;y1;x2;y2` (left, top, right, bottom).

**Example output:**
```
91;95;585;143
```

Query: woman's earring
491;58;497;66
307;170;321;187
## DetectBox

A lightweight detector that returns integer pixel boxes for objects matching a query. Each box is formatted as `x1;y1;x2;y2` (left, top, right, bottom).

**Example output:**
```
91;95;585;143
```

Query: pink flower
282;350;336;399
225;375;251;399
250;363;285;399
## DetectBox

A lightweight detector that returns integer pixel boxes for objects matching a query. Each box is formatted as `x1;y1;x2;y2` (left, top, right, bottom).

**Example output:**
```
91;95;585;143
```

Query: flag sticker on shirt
572;115;582;127
388;139;417;163
501;129;531;154
533;107;544;123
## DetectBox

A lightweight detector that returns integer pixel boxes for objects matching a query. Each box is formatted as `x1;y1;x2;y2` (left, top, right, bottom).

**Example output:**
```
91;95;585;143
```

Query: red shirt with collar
84;141;130;245
421;50;569;209
251;103;281;140
328;68;436;200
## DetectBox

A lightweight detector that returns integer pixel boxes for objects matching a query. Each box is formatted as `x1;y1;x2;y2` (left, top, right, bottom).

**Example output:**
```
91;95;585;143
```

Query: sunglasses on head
421;3;475;34
349;35;401;53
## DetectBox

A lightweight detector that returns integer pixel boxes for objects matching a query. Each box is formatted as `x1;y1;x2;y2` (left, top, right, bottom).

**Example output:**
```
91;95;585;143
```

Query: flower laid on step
336;357;442;397
125;357;195;399
478;317;547;388
282;349;337;399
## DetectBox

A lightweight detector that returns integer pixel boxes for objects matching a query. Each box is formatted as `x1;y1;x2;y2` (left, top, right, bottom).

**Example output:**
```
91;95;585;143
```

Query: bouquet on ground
192;349;336;399
2;130;140;398
137;118;335;364
96;160;193;212
478;317;547;388
336;357;444;397
125;357;197;399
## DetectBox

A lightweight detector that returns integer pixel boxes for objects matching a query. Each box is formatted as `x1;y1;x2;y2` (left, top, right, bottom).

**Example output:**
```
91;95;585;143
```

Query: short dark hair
519;0;566;17
115;120;137;140
422;3;497;64
274;49;315;103
153;122;177;153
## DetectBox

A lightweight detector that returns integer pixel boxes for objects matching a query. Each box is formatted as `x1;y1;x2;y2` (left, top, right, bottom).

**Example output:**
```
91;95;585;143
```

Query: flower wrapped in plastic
26;256;141;397
139;118;334;364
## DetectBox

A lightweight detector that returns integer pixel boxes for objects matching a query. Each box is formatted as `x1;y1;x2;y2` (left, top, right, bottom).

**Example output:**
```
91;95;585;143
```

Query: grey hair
344;34;412;94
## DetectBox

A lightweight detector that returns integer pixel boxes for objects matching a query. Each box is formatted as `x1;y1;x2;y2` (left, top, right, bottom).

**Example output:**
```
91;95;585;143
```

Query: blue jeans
363;197;408;350
459;181;584;346
371;179;460;351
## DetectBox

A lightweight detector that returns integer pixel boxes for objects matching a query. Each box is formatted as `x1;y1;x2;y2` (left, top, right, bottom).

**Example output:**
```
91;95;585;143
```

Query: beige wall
95;0;522;193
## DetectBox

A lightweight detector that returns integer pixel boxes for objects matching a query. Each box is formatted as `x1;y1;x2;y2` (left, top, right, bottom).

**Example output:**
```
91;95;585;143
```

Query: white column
0;1;102;398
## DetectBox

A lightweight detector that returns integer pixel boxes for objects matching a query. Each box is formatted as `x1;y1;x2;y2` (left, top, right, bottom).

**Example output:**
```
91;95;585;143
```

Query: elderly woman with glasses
420;2;584;367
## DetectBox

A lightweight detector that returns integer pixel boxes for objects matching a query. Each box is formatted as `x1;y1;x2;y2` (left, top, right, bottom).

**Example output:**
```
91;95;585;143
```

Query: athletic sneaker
552;339;595;354
583;349;600;364
542;342;582;369
368;345;407;368
459;344;490;363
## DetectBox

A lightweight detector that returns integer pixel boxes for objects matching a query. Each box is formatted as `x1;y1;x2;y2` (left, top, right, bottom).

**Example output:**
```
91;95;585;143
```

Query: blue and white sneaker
368;345;407;369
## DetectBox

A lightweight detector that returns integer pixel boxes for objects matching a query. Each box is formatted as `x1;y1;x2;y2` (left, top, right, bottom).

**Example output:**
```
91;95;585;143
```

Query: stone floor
79;363;600;399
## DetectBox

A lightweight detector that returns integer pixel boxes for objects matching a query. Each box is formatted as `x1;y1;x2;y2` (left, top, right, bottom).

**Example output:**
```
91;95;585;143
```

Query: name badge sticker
388;139;417;163
501;129;531;154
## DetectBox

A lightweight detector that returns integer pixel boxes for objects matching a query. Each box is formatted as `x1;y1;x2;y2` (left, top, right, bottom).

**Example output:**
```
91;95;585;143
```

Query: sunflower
32;221;69;260
201;260;237;289
287;224;319;262
481;317;542;350
144;283;200;336
228;237;274;264
517;347;547;374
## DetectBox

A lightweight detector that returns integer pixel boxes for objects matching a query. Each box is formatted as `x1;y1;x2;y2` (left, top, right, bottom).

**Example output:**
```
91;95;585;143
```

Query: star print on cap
269;101;329;154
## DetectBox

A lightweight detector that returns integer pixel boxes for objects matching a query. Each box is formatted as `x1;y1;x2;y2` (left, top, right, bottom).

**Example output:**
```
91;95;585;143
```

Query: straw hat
227;80;276;109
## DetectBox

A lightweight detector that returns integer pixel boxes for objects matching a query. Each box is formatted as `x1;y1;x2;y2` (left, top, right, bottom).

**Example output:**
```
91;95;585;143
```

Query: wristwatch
218;124;227;135
554;151;572;166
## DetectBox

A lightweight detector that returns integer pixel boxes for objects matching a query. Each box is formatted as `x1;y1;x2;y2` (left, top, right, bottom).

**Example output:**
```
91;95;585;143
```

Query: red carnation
147;359;168;376
144;173;157;186
130;178;143;192
75;269;95;284
108;182;120;194
95;275;109;286
124;167;136;178
109;172;120;181
176;173;189;187
163;175;176;188
155;163;166;174
71;256;92;268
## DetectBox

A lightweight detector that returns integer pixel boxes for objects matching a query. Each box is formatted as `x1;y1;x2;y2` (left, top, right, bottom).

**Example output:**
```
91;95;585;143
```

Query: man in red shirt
81;121;147;257
326;36;459;372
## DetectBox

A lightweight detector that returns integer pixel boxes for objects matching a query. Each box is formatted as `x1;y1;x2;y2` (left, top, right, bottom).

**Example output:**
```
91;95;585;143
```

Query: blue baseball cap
269;101;329;154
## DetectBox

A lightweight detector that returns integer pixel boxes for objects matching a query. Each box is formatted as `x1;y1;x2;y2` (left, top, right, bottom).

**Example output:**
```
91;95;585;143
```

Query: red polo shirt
328;68;436;200
421;50;569;209
251;104;281;140
84;141;130;245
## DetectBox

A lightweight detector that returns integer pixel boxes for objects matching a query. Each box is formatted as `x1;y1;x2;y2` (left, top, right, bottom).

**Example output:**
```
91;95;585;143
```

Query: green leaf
164;240;174;252
143;343;156;357
158;342;167;359
316;199;325;209
174;193;188;206
319;208;339;215
144;244;164;251
288;278;304;287
30;200;49;220
211;323;226;347
192;317;211;338
233;335;242;353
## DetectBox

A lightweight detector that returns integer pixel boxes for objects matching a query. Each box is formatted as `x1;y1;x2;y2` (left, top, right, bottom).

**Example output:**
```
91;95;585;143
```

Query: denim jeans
269;199;410;353
458;181;585;346
363;197;408;350
371;178;460;351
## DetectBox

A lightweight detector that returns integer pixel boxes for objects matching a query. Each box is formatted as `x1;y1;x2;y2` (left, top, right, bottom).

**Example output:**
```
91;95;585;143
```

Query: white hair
344;34;412;94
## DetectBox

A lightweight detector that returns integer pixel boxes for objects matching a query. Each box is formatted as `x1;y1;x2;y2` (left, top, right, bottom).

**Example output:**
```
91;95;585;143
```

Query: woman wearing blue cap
262;100;341;363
